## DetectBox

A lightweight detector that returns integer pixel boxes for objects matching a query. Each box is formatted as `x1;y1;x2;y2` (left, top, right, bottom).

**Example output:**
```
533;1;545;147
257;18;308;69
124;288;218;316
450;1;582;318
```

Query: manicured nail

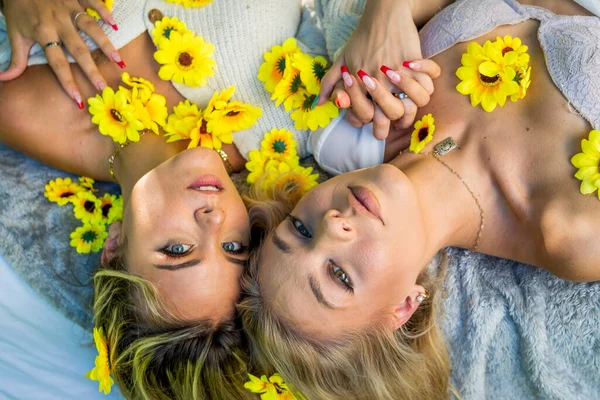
341;65;353;87
311;95;320;110
357;70;376;90
403;61;421;70
73;91;84;109
106;15;118;30
380;65;401;83
335;96;341;108
111;24;119;31
111;51;126;69
97;81;107;91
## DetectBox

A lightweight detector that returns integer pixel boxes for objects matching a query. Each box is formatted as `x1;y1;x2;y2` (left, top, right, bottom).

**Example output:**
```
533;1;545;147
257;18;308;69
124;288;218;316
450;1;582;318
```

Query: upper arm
410;0;456;27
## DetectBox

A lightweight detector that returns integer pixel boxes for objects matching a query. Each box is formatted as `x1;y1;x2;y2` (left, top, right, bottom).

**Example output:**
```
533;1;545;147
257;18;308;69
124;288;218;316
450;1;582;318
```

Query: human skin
258;0;599;337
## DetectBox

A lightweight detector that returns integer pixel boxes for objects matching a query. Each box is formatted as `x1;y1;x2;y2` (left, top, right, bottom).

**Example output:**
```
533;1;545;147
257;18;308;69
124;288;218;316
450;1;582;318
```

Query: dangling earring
416;290;430;304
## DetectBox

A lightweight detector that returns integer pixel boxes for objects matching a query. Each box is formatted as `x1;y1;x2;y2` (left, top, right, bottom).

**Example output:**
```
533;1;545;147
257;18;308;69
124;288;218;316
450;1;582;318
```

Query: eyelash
287;215;353;293
160;242;248;259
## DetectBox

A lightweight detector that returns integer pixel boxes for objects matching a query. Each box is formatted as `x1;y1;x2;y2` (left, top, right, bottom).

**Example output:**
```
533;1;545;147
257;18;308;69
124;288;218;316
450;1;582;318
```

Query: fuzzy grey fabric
1;142;599;398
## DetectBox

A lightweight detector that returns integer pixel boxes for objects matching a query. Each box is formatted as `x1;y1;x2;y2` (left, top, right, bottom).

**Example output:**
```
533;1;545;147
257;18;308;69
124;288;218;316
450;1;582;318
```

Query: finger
356;69;405;121
341;66;374;123
412;74;434;95
396;98;418;129
75;12;125;68
60;21;107;91
346;109;364;129
0;33;32;81
331;80;351;108
80;0;119;30
380;66;430;108
43;41;84;108
403;59;442;79
372;104;391;140
317;55;344;106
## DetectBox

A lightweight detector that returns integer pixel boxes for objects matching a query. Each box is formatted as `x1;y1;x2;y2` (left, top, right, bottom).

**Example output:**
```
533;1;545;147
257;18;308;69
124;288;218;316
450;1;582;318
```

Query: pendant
434;137;457;156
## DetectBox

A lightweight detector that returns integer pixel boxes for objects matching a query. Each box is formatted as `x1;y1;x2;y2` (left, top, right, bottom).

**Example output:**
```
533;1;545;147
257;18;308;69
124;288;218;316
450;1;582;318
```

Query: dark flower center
312;61;327;81
101;204;112;217
502;46;514;56
276;56;286;75
479;73;500;86
199;119;208;134
59;190;75;198
226;110;240;117
84;200;96;213
302;94;317;111
272;140;287;153
290;73;302;94
418;127;429;142
178;52;193;67
82;231;98;243
110;109;123;122
163;27;174;39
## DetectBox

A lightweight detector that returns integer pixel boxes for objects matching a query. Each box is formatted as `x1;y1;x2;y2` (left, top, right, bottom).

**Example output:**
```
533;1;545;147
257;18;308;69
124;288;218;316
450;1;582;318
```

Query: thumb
0;34;32;81
317;54;345;106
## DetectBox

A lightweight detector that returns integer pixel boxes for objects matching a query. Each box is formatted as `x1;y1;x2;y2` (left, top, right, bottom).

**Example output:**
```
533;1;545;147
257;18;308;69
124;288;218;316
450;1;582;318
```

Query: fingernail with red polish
111;24;119;31
403;61;421;70
335;96;342;108
73;92;84;109
111;51;126;69
341;65;353;87
380;65;401;83
357;69;376;90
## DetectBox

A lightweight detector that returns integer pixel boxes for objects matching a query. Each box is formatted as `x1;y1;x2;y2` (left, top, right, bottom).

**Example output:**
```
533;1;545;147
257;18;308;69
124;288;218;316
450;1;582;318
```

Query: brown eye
333;265;349;285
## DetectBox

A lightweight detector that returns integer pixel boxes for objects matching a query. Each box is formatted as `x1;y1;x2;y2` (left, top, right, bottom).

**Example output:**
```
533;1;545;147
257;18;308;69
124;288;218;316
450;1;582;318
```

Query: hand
318;0;435;138
0;0;124;108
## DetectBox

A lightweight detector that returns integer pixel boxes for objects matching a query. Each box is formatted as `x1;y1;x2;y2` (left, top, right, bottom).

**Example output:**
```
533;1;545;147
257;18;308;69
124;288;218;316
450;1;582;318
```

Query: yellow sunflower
44;177;83;206
99;193;123;224
88;87;145;144
86;327;114;394
263;160;318;202
410;113;436;154
261;128;298;161
154;31;216;87
244;373;305;400
78;176;97;192
166;0;213;7
493;35;530;67
204;86;236;116
70;223;108;254
72;191;103;224
290;94;339;131
134;93;168;134
164;100;202;142
245;150;271;185
152;16;191;45
206;102;262;134
292;53;328;95
455;41;519;112
258;38;301;93
85;0;113;21
121;72;155;103
571;129;600;198
511;65;532;102
272;59;308;112
187;119;223;149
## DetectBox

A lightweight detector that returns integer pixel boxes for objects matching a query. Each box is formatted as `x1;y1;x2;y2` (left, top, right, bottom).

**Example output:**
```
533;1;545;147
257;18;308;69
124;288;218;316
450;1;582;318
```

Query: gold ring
43;41;63;51
73;11;87;27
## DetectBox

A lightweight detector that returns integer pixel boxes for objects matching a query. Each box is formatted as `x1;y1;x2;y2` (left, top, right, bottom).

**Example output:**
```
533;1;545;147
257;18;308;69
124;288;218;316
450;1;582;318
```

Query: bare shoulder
0;64;115;181
517;0;594;16
539;197;600;282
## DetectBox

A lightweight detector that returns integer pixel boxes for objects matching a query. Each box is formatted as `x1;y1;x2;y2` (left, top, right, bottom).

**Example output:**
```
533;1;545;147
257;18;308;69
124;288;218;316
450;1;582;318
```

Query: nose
319;209;355;242
194;206;225;231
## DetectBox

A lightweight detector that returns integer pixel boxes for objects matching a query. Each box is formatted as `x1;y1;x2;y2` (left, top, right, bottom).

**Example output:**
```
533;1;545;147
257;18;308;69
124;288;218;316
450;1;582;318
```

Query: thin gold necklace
400;137;484;252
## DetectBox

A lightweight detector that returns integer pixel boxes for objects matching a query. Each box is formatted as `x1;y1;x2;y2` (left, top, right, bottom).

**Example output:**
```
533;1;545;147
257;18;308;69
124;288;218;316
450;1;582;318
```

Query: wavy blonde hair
239;187;453;400
92;256;254;400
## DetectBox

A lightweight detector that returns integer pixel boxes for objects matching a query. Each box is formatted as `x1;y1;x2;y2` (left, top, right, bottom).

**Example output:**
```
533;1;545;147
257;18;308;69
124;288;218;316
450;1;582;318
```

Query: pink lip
348;186;384;225
188;175;224;192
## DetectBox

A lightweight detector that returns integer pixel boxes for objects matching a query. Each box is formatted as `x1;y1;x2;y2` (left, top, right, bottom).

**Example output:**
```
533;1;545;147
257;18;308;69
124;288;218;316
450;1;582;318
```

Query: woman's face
122;147;250;322
258;164;428;338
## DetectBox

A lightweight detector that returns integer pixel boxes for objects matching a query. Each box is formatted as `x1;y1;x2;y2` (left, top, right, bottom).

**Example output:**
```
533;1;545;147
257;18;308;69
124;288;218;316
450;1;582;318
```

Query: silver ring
43;41;63;51
393;92;408;100
73;11;87;27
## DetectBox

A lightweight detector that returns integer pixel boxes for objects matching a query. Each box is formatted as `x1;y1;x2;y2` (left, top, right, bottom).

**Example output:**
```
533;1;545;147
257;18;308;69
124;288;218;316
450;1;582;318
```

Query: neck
391;147;483;260
113;134;188;203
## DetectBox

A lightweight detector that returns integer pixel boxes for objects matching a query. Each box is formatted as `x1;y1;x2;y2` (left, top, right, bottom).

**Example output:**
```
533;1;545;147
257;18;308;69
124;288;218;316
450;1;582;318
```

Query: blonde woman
239;0;600;399
0;0;330;398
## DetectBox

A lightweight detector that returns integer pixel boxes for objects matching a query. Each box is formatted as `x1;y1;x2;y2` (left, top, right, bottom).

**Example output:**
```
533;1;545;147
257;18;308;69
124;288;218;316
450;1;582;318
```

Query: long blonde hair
239;188;452;400
92;257;254;400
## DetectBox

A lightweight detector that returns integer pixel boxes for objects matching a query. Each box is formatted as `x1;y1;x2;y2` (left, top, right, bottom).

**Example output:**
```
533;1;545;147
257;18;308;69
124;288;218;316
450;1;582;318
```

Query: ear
101;221;122;264
391;284;426;330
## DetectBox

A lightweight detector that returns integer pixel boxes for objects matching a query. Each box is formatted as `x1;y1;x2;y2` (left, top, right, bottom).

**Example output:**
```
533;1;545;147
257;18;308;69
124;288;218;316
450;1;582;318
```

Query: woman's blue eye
162;243;192;257
288;215;312;238
222;241;245;254
333;265;349;285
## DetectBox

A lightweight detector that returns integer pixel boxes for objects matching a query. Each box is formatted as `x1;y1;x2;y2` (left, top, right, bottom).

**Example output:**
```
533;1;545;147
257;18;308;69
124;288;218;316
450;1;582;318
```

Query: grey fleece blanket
1;142;599;398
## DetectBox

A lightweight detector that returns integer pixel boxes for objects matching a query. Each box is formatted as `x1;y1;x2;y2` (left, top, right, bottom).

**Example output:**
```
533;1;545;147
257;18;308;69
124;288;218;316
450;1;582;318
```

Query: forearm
366;0;455;28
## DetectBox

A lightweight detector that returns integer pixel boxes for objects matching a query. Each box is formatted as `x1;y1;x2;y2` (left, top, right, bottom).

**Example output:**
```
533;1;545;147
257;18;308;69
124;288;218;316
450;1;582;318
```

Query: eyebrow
153;259;202;270
309;274;336;310
272;231;293;254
